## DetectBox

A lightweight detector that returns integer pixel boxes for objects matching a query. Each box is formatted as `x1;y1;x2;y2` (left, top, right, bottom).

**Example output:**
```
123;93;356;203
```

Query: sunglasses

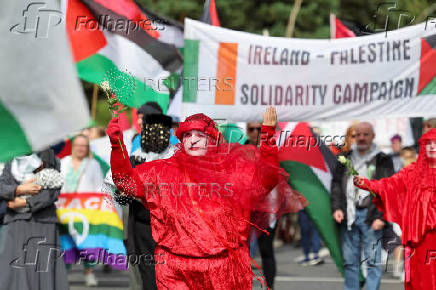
248;127;261;132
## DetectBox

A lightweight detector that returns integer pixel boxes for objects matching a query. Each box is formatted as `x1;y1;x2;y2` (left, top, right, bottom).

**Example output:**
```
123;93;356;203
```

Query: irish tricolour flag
65;0;183;110
278;122;344;275
0;0;89;162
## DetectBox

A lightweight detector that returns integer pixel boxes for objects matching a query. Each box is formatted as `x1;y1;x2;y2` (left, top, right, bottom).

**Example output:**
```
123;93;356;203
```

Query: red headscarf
411;128;436;192
418;128;436;148
176;113;221;141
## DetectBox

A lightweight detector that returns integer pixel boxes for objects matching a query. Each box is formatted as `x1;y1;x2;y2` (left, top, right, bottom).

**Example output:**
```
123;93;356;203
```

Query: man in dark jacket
331;122;394;290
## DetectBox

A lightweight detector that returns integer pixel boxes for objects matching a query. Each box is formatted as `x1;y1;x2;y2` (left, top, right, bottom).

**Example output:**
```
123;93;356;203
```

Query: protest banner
183;19;436;122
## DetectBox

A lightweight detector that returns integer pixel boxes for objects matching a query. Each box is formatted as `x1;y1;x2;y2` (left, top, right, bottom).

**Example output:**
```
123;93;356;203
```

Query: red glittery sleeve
107;118;145;201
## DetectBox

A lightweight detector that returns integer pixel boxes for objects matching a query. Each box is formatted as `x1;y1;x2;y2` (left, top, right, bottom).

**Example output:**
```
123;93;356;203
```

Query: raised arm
258;106;279;191
106;117;145;200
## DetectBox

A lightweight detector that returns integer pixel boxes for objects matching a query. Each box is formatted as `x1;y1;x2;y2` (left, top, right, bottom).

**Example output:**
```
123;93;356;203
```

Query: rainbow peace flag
56;192;127;270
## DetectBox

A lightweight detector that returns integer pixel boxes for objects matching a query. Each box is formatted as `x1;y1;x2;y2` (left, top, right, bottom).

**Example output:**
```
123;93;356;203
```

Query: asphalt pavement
68;244;403;290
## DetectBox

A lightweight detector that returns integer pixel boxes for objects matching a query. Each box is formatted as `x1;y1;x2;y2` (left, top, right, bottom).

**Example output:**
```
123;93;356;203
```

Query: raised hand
262;106;277;127
106;117;122;143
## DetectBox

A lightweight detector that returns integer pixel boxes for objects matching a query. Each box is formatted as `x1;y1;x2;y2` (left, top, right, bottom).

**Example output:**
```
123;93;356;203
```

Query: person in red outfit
354;128;436;290
106;107;306;289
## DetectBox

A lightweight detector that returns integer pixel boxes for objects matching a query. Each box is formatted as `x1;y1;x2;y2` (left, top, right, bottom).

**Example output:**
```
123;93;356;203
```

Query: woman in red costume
354;128;436;290
106;107;306;289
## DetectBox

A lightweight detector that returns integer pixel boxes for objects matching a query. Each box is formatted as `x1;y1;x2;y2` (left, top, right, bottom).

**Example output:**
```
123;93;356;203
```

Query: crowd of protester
0;108;434;289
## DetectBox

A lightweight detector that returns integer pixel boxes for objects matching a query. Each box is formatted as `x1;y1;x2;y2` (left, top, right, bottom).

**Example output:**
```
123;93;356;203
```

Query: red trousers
405;230;436;290
155;246;252;290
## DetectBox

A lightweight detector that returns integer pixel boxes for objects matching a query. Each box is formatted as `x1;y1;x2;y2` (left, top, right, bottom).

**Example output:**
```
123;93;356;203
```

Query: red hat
176;113;220;141
419;128;436;146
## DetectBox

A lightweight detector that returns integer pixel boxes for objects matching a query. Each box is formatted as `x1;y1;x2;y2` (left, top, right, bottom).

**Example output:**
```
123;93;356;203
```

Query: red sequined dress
108;116;306;289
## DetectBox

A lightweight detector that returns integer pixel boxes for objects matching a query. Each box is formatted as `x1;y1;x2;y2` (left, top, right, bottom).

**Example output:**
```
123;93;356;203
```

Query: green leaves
100;82;129;118
337;156;359;176
136;0;336;38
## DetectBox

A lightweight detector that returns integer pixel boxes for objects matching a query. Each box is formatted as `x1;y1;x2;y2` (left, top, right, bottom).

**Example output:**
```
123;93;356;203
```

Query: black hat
137;101;163;116
143;114;172;128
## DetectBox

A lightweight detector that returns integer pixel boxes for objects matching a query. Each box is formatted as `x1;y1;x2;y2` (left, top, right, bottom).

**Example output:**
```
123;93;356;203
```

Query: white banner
182;19;436;122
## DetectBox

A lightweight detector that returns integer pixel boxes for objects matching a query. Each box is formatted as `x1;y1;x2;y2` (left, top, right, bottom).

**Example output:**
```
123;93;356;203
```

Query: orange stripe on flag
215;43;238;105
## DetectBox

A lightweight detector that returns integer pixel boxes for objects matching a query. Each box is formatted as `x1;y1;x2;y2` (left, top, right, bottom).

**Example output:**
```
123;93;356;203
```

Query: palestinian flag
57;192;127;269
0;0;89;162
329;14;372;38
136;4;185;118
200;0;220;26
418;33;436;94
277;122;344;275
136;4;184;96
137;4;184;50
65;0;183;111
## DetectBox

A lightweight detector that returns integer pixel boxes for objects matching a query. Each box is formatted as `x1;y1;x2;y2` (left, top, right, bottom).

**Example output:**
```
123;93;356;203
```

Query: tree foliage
136;0;432;38
338;0;433;34
137;0;337;38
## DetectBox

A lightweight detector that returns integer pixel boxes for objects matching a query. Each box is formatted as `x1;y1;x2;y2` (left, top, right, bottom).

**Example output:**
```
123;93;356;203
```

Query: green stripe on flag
93;154;110;176
58;222;124;240
183;39;199;103
77;54;169;111
419;76;436;95
219;123;247;144
0;99;32;162
280;161;344;275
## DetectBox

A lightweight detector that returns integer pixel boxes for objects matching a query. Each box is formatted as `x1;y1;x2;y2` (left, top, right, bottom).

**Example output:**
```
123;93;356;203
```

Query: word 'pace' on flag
182;19;436;122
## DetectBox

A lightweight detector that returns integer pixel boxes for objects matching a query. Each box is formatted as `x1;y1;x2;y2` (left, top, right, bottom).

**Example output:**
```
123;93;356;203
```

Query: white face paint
182;130;208;156
426;140;436;159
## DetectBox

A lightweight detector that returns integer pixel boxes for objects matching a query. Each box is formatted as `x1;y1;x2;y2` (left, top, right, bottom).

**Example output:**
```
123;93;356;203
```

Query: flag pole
285;0;303;38
91;84;98;119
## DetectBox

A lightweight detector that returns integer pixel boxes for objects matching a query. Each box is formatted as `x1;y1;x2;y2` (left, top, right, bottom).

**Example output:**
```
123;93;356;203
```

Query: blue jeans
298;210;321;259
341;208;382;290
249;229;258;258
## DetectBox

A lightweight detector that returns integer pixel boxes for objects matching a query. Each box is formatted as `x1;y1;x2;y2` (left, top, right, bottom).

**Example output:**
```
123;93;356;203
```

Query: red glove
353;176;371;191
106;117;123;145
